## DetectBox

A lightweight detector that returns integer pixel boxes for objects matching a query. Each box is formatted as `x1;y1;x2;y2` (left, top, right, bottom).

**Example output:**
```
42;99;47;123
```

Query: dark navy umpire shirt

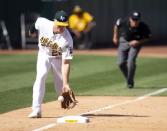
116;18;151;41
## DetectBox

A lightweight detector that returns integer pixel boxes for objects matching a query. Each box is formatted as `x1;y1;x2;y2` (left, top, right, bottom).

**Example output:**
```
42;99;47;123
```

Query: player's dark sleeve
142;23;152;39
29;23;37;34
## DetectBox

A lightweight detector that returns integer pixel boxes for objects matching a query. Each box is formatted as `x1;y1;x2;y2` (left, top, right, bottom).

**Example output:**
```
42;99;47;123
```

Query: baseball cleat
127;84;134;89
28;111;41;118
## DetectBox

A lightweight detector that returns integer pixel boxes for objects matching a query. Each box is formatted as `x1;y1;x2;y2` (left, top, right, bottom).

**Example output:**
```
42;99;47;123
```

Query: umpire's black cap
130;11;141;20
54;10;69;26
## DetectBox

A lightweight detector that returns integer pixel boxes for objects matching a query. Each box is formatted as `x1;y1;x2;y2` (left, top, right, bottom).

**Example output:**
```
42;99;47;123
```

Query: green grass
0;53;167;113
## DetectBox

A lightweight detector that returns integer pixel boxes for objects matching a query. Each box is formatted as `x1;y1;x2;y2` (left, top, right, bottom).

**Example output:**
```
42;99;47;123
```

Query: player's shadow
82;113;150;118
40;115;64;119
134;86;167;89
39;114;149;119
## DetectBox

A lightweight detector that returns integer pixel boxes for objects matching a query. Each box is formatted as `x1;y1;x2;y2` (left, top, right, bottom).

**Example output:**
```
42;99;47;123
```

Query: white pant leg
32;52;51;112
51;57;63;96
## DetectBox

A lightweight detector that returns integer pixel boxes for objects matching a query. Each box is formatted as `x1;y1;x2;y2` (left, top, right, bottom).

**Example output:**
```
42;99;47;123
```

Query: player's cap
130;11;141;21
54;10;69;26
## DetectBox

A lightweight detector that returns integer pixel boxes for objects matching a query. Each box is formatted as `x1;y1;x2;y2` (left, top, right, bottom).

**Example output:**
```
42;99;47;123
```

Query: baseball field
0;46;167;131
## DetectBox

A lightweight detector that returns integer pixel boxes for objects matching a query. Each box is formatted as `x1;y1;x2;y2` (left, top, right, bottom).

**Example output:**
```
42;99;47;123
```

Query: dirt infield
0;46;167;58
0;46;167;131
74;46;167;58
0;96;167;131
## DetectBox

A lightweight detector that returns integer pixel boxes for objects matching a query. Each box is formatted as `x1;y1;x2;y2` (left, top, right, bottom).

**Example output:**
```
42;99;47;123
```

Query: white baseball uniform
32;17;73;113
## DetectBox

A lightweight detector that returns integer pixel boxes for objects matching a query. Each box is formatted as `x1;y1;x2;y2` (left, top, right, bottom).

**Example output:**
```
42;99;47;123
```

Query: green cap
54;10;69;26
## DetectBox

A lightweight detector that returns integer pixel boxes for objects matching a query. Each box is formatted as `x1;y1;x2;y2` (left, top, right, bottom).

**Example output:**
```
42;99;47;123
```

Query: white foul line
32;123;57;131
80;88;167;115
32;88;167;131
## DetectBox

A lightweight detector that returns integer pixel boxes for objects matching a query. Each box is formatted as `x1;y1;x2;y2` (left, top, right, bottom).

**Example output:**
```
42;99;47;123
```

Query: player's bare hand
113;37;119;46
62;84;71;93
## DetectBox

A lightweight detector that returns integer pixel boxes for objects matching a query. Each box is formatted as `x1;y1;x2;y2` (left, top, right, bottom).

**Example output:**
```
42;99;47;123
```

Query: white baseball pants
32;51;63;112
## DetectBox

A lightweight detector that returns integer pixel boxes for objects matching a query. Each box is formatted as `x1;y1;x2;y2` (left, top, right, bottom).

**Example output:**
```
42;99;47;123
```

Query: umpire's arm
113;25;119;46
113;18;122;46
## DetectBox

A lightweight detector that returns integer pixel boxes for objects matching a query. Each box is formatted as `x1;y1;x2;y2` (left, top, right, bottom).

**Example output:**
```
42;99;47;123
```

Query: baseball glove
61;90;78;109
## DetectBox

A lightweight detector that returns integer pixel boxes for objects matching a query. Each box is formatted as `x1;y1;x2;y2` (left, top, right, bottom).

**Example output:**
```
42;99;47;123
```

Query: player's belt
39;50;62;57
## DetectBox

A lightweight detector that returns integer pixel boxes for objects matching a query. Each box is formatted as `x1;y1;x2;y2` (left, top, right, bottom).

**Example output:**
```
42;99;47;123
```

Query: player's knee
118;61;126;68
127;60;136;68
128;58;136;64
36;74;48;81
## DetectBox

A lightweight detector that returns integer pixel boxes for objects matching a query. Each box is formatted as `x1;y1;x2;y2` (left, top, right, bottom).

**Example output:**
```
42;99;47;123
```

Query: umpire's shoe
127;84;134;89
28;111;41;118
127;81;134;88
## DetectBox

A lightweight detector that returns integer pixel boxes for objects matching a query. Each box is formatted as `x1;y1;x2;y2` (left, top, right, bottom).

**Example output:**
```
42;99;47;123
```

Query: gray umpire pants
118;37;142;85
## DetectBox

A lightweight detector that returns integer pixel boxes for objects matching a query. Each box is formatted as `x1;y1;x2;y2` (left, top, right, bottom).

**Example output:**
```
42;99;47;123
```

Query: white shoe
28;111;41;118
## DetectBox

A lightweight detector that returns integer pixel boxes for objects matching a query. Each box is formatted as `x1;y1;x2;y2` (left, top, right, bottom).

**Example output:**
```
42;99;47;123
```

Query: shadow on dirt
82;113;150;118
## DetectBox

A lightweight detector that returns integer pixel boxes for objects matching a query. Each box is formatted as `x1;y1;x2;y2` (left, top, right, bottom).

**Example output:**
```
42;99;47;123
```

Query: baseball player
113;11;151;88
28;10;74;118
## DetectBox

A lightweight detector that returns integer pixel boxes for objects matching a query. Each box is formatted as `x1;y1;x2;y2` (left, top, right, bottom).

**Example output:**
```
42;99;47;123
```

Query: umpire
113;11;151;88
